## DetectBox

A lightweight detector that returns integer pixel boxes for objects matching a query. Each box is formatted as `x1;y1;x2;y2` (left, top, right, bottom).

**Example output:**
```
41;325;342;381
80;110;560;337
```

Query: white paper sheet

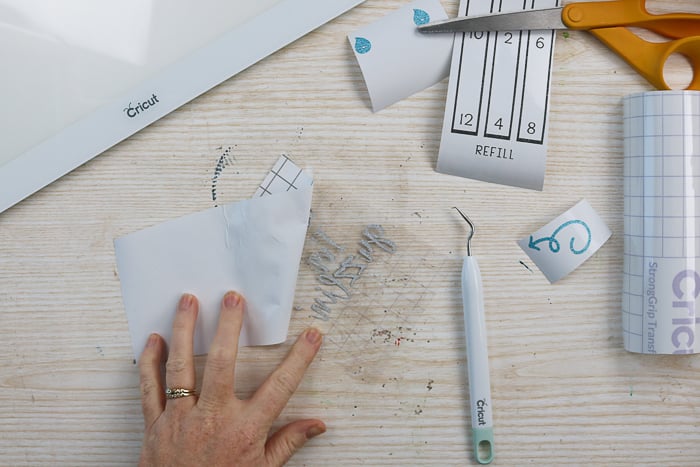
348;0;453;112
622;91;700;354
517;199;611;283
436;0;558;190
115;175;312;357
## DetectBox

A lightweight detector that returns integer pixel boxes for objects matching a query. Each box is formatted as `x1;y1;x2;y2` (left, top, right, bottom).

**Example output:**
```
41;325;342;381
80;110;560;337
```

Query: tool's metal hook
453;207;475;256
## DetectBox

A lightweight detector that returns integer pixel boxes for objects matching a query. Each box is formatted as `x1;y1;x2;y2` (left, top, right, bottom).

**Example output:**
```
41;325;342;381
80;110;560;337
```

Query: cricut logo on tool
476;399;488;426
671;269;700;354
123;93;160;118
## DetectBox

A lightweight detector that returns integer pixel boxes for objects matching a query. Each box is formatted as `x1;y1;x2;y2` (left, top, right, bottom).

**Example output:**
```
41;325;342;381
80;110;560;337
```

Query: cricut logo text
476;399;488;426
671;269;700;354
123;93;160;118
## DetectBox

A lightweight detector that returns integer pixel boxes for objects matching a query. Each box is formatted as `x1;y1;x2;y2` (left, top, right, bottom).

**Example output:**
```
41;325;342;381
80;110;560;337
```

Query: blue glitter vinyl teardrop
413;9;430;25
354;37;372;54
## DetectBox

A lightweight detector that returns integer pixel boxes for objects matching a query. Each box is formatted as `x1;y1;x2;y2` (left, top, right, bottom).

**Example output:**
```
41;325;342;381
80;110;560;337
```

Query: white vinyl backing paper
115;160;313;357
349;0;453;112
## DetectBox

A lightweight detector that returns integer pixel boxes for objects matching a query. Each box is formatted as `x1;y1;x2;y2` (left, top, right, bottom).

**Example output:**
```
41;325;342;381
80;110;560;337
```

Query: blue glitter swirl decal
528;220;592;255
354;37;372;54
413;9;430;25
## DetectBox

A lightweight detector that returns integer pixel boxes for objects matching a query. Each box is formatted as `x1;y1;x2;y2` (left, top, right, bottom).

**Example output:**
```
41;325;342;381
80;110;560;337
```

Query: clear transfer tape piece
622;91;700;355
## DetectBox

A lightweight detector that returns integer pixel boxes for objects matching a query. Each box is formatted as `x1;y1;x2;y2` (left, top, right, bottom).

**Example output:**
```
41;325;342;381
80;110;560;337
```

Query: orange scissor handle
590;27;700;90
561;0;700;90
562;0;700;39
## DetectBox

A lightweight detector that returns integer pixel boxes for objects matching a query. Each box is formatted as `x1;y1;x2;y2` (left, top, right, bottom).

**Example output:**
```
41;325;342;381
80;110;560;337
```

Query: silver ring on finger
165;387;197;399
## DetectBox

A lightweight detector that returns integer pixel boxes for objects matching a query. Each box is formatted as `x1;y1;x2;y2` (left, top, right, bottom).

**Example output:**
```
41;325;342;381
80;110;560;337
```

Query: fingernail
145;333;159;348
306;424;326;440
224;291;241;308
179;293;195;311
305;327;323;346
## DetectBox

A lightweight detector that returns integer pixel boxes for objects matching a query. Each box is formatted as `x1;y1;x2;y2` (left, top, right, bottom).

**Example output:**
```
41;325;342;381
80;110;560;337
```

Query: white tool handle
461;256;494;464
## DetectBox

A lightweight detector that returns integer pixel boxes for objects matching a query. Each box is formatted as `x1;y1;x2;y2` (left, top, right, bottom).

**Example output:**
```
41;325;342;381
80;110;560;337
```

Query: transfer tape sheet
622;91;700;355
436;0;558;190
115;157;312;357
349;0;453;112
518;199;611;283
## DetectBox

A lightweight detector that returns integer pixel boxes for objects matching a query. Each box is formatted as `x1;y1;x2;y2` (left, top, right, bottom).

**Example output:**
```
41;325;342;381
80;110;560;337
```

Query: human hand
138;291;325;466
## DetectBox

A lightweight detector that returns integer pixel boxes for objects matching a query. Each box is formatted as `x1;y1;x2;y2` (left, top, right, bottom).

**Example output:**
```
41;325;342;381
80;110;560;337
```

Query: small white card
348;0;453;112
436;0;558;190
517;199;611;283
115;170;313;357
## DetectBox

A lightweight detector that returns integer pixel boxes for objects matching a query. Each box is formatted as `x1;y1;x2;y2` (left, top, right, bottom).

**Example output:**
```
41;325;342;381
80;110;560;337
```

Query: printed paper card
436;0;559;190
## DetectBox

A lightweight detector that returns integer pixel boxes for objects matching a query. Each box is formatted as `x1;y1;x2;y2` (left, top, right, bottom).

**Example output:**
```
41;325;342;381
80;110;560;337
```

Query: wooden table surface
2;1;700;465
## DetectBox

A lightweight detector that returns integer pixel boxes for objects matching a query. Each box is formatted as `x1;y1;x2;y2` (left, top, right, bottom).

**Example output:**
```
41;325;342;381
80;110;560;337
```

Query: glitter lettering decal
308;226;396;321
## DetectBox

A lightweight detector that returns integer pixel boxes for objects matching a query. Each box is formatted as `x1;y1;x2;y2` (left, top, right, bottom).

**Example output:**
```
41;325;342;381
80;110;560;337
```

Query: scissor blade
417;7;566;33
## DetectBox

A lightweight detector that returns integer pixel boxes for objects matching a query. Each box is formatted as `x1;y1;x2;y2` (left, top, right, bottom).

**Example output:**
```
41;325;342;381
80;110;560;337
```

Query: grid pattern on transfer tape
255;155;312;197
622;93;700;352
321;255;444;366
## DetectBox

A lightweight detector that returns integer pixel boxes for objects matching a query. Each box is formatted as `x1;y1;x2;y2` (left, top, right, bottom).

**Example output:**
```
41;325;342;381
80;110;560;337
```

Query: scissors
417;0;700;90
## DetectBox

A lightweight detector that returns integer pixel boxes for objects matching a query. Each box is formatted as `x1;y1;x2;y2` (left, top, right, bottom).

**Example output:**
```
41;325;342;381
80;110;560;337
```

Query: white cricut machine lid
0;0;364;213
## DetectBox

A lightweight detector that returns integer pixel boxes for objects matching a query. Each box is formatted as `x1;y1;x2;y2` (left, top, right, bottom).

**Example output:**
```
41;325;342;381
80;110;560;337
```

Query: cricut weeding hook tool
454;207;494;464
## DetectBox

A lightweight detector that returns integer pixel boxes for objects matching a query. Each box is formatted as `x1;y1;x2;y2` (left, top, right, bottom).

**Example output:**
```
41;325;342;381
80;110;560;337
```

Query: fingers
252;328;323;425
198;291;245;410
264;419;326;467
165;293;199;410
139;333;166;427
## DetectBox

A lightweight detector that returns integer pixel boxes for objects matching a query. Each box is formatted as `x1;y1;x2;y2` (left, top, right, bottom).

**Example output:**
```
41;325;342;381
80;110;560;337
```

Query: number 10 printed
450;0;558;145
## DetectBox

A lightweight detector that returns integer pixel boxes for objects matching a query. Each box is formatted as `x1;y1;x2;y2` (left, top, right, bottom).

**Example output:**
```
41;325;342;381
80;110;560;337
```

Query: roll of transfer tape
622;91;700;354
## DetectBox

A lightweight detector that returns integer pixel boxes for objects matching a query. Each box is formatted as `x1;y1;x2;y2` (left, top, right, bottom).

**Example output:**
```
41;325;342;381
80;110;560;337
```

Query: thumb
264;419;326;466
